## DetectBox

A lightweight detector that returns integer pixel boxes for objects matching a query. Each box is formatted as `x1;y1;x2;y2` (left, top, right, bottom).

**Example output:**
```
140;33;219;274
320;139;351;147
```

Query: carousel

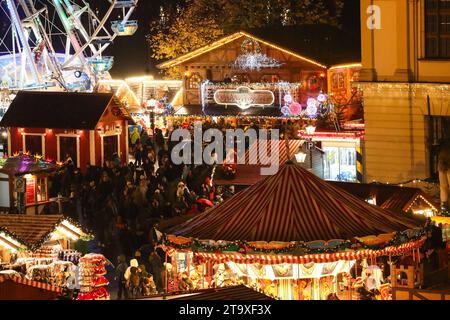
158;162;427;300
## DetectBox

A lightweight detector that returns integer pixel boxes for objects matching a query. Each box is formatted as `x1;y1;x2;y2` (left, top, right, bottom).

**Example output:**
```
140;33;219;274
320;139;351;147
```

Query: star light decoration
232;38;282;71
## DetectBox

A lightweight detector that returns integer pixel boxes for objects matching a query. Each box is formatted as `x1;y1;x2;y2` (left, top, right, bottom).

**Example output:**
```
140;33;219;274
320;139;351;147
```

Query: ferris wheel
0;0;139;92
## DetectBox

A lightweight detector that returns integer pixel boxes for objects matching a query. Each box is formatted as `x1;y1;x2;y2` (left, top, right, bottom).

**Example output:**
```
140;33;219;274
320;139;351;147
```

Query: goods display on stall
158;162;427;300
77;254;110;300
0;214;94;299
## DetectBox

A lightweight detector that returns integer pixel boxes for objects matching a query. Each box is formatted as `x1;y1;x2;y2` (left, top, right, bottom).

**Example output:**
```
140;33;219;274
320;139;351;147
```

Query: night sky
108;0;361;78
0;0;360;79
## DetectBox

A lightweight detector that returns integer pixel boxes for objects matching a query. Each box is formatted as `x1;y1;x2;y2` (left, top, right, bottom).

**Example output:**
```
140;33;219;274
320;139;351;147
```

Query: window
36;177;47;202
103;135;119;162
25;176;47;205
24;135;43;156
426;0;450;58
59;136;78;167
187;73;202;89
427;116;450;179
331;73;346;91
323;145;357;182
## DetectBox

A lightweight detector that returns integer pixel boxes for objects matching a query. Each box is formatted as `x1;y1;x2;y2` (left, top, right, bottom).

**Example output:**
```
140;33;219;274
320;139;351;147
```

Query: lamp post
305;125;316;169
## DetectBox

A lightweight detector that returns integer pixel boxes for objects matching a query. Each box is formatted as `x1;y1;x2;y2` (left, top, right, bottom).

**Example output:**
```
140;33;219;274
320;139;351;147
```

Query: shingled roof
0;215;88;251
0;91;133;130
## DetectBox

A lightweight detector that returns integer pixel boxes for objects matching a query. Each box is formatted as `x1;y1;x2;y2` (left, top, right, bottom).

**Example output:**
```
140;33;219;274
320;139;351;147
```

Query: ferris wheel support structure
1;0;139;91
61;0;138;69
6;0;41;85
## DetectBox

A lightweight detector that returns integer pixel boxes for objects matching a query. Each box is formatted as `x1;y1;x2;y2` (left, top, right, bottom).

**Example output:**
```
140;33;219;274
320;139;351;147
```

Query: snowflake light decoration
232;38;282;71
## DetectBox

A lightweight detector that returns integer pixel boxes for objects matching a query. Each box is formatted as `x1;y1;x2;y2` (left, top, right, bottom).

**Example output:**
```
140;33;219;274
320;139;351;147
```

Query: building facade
358;0;450;183
1;91;133;172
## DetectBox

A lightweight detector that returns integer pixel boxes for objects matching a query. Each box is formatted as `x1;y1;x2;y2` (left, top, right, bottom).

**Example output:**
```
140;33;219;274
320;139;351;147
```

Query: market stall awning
0;154;59;176
167;163;423;243
0;214;90;251
0;275;62;300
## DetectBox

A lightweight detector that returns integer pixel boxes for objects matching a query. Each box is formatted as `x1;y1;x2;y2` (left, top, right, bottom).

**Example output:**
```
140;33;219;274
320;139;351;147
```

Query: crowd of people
43;123;237;299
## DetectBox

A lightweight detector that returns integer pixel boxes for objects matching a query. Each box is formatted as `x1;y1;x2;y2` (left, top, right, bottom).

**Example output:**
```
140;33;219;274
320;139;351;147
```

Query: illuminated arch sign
213;86;275;110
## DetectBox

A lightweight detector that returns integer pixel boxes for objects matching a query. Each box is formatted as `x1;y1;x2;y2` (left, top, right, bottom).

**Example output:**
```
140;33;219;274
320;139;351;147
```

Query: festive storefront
158;163;426;300
96;77;183;135
0;214;110;300
0;153;61;214
1;91;135;171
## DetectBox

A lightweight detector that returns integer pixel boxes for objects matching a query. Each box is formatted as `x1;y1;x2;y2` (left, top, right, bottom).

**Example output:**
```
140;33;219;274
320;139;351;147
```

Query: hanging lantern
306;98;318;118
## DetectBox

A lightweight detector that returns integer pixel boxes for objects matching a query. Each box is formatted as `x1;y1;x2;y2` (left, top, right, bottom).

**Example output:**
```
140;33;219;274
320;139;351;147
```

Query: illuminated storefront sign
213;86;275;109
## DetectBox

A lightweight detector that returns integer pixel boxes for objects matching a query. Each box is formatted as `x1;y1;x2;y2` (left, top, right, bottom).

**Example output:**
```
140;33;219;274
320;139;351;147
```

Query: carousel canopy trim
0;215;91;251
190;238;425;265
0;154;59;176
166;163;424;243
157;31;327;69
0;91;133;130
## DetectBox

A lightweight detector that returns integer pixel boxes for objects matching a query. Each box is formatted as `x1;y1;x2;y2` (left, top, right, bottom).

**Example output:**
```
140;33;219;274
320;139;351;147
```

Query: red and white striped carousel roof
168;163;422;242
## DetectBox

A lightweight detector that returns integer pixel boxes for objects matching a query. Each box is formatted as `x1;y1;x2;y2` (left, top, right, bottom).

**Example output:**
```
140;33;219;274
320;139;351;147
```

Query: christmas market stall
0;214;111;299
158;162;426;300
0;153;61;214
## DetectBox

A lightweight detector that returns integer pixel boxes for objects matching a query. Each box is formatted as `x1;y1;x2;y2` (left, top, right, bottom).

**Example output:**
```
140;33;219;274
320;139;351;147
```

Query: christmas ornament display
77;253;110;300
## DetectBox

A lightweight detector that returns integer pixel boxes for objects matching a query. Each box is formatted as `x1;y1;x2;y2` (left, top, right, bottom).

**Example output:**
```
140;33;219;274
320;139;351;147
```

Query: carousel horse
439;140;450;216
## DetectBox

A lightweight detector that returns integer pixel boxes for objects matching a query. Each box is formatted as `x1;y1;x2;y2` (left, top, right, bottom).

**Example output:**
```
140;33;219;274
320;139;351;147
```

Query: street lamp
305;125;316;136
295;150;307;163
304;125;316;169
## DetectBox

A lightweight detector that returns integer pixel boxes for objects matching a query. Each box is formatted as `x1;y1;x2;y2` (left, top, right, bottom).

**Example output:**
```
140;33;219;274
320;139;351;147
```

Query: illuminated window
426;0;450;58
332;73;345;90
187;73;202;89
36;177;47;202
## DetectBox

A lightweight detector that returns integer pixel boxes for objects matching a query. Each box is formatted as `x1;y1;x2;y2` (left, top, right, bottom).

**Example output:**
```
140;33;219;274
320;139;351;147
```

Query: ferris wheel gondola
0;0;139;92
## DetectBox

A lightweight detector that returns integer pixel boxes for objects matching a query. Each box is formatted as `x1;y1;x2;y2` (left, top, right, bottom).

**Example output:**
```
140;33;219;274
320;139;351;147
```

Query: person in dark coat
148;251;164;293
115;255;128;299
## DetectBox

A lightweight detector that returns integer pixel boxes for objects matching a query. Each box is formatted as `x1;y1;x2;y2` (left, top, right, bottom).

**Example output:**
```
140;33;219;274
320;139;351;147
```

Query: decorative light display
281;106;291;116
232;38;282;71
161;227;426;256
213;86;275;110
0;216;93;252
306;98;318;118
288;102;301;116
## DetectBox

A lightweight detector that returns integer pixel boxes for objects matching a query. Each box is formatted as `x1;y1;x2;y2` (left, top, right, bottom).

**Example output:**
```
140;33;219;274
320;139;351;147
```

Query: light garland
232;53;282;71
0;216;93;252
232;38;282;71
161;227;427;257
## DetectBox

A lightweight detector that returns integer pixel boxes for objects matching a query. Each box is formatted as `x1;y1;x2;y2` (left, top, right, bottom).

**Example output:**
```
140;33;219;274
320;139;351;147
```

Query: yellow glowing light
328;63;362;71
125;75;154;82
158;31;327;69
54;226;80;241
171;88;183;106
0;232;22;252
